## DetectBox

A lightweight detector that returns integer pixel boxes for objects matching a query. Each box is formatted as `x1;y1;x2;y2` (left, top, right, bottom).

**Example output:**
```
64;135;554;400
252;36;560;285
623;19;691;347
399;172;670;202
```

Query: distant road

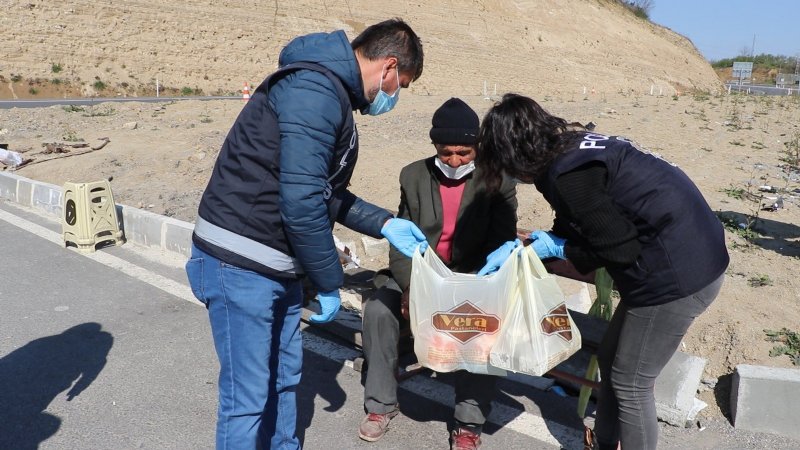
0;95;240;109
725;83;800;96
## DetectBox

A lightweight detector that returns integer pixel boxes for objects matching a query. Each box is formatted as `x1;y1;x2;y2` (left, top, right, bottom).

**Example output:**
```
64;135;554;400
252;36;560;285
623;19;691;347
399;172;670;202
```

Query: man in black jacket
186;19;428;450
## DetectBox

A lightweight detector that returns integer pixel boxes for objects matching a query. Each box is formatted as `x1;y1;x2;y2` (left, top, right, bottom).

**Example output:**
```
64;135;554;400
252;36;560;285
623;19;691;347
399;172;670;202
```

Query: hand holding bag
489;246;582;376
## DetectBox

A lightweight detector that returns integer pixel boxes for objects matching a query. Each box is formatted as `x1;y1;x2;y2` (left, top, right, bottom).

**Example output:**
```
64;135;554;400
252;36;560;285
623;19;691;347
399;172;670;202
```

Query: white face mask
435;158;475;180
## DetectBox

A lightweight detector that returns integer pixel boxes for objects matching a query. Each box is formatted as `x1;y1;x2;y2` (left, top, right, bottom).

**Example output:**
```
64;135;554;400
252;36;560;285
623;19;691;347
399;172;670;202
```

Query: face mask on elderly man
434;158;476;180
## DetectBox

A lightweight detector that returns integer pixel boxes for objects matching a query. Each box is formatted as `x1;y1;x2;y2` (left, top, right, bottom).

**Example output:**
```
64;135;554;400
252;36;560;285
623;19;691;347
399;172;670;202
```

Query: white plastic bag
0;148;23;167
489;246;582;376
409;246;513;375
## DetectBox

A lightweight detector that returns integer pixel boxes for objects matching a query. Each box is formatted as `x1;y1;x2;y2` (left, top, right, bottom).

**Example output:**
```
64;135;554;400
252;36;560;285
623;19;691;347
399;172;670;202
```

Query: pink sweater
435;176;467;263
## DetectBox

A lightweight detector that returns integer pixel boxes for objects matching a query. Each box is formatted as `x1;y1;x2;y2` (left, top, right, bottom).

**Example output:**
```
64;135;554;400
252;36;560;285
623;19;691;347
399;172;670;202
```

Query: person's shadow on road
294;328;349;446
0;322;113;450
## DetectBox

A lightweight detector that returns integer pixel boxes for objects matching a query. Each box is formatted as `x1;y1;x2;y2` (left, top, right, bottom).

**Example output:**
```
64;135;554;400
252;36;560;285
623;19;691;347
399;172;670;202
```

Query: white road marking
0;208;200;305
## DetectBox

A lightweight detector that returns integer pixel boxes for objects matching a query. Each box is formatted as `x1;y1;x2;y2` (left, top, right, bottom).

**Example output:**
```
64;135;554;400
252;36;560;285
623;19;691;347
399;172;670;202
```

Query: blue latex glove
381;218;429;258
309;290;341;323
529;230;566;260
476;239;521;276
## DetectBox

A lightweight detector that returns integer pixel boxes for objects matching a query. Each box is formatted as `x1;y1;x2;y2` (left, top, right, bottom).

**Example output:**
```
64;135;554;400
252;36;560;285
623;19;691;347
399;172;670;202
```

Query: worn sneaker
358;410;399;442
450;427;481;450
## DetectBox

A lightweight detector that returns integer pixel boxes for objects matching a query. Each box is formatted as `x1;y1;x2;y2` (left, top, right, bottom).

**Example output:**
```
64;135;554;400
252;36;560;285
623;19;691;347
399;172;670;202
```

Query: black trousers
361;282;497;428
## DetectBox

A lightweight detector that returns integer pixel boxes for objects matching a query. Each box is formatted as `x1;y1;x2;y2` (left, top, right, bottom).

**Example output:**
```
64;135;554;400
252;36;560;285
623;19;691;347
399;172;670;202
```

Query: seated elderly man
358;98;518;450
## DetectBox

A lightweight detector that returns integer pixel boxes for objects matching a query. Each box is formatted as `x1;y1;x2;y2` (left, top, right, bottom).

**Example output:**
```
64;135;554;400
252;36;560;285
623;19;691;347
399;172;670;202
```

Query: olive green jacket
389;157;518;291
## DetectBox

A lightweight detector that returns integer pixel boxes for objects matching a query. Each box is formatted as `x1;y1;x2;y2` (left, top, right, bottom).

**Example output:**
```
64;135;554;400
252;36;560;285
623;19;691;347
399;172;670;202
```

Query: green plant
721;185;745;200
780;131;800;170
10;74;22;83
717;214;759;240
726;96;743;130
622;0;652;19
712;53;796;70
62;128;81;142
200;115;213;124
748;274;772;287
751;141;766;150
93;80;107;90
51;63;63;73
63;105;85;113
51;78;62;85
181;86;194;96
83;106;116;117
729;140;744;146
764;328;800;365
28;87;38;95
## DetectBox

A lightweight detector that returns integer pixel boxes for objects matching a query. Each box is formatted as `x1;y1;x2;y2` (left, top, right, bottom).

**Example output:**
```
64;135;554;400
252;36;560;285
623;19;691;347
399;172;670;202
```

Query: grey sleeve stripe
193;216;303;274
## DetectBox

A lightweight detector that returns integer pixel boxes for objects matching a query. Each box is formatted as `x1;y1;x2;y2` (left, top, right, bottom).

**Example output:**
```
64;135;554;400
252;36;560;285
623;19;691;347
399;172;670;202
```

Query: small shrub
623;0;652;20
748;274;772;287
93;80;107;90
721;186;745;200
83;106;116;117
181;86;194;96
780;131;800;170
10;74;22;83
62;129;81;142
51;78;62;85
63;105;85;113
765;328;800;365
717;214;759;240
51;63;63;73
28;87;38;95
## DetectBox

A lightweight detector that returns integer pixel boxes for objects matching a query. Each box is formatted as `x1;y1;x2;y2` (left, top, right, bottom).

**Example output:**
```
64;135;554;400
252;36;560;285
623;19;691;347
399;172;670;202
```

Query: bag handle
519;245;551;280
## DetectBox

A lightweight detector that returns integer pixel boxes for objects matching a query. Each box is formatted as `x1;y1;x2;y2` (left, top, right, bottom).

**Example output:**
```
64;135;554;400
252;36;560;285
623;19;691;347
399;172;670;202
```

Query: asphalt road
0;200;581;449
2;198;799;450
725;83;800;96
0;96;239;109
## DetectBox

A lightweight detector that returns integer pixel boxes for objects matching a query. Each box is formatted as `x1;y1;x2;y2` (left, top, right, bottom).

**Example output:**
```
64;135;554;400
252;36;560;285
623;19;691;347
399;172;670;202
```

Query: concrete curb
731;364;800;440
0;172;193;258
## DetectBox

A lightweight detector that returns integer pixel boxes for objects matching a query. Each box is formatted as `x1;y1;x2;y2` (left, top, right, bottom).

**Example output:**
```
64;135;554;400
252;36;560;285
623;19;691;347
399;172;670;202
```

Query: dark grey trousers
593;274;724;450
361;284;497;429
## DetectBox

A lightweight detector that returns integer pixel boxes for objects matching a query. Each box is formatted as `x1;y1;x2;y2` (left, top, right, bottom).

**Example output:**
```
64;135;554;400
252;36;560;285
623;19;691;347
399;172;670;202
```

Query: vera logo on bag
432;301;500;344
540;303;574;341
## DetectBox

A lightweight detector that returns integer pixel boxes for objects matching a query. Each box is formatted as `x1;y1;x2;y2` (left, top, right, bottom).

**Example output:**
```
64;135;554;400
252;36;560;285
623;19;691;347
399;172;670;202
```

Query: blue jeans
186;244;303;450
593;274;724;450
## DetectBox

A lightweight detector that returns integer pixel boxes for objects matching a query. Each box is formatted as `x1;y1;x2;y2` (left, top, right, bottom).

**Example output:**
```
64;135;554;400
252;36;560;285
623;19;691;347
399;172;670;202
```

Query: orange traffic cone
242;83;251;101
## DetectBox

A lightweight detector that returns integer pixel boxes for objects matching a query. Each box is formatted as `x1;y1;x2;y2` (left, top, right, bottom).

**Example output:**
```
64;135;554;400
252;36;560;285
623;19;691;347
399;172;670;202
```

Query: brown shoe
450;427;481;450
358;410;399;442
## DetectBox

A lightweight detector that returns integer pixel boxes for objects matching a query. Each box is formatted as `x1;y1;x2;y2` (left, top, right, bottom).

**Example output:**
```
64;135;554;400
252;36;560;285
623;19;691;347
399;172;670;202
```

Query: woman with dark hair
475;93;729;450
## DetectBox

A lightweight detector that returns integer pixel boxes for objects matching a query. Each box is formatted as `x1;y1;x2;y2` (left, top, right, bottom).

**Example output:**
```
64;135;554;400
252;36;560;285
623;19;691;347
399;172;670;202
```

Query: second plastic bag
409;246;514;376
489;246;582;376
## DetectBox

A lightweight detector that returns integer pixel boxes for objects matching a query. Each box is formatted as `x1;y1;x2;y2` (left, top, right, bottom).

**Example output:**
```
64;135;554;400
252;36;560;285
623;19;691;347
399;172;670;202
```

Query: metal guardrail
726;83;800;96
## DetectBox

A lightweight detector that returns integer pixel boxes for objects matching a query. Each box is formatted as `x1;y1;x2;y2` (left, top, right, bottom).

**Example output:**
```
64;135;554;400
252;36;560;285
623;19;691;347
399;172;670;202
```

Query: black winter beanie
429;98;479;145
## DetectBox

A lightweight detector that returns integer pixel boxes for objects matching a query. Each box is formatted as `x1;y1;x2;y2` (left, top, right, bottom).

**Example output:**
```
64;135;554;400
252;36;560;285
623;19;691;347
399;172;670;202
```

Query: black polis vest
536;133;729;306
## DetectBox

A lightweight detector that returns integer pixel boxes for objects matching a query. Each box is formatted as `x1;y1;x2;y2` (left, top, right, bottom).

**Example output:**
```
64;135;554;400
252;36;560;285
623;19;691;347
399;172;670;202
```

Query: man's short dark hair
351;18;424;81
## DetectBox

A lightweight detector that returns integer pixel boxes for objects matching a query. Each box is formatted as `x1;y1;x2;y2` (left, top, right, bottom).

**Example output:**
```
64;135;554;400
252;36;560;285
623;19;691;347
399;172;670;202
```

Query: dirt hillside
1;0;721;98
